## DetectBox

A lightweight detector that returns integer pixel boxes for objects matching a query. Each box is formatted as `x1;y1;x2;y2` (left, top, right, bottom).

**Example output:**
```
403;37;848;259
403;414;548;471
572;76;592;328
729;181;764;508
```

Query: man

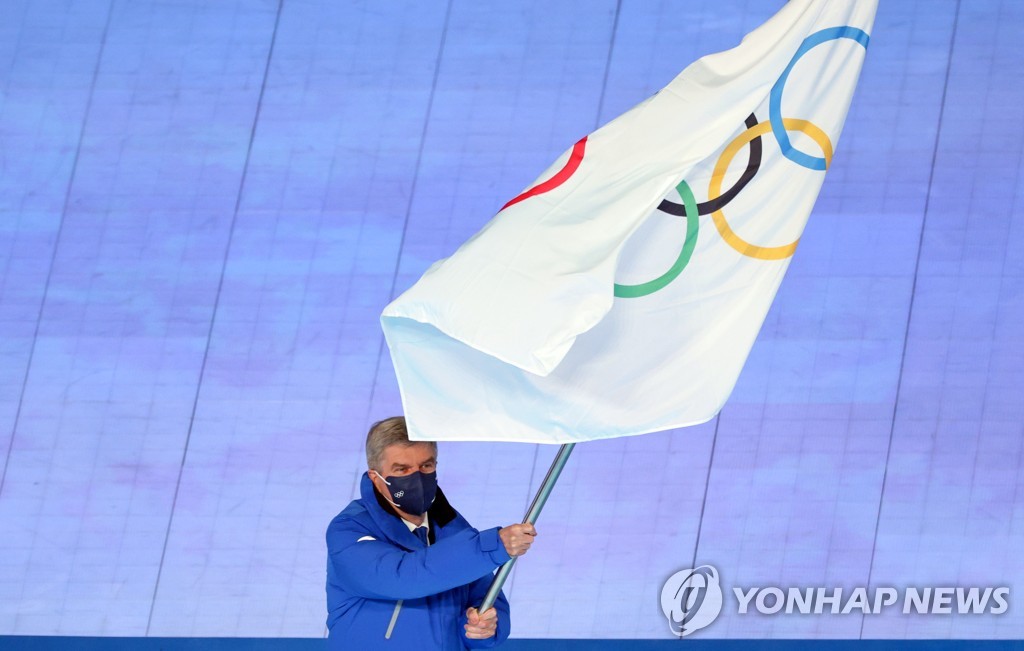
326;416;537;649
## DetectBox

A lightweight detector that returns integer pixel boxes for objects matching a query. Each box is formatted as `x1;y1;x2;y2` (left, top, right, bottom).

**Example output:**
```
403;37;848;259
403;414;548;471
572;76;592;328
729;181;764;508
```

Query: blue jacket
326;473;512;649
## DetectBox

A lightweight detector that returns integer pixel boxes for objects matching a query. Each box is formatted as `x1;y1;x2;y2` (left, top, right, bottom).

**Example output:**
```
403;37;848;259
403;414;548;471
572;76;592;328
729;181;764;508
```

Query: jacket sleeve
458;573;511;649
327;520;512;600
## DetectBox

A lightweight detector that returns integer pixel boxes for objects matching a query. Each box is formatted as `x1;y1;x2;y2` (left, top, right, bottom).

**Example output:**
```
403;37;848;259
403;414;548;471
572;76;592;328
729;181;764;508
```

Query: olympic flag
381;0;878;444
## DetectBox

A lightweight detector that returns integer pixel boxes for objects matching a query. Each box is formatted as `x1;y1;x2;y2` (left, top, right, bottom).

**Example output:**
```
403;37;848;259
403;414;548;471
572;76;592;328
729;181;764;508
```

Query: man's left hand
464;607;498;639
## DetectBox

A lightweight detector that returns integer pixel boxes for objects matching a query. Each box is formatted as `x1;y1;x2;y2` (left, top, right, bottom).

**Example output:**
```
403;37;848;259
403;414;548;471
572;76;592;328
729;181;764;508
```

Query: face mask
374;470;437;515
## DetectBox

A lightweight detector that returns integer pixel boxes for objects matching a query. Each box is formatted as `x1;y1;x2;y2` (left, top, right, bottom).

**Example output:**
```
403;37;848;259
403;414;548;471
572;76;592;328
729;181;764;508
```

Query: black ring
657;112;762;217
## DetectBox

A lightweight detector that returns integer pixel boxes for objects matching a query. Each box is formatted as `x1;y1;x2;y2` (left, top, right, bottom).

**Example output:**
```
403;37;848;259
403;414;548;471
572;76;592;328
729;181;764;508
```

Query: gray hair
365;416;438;471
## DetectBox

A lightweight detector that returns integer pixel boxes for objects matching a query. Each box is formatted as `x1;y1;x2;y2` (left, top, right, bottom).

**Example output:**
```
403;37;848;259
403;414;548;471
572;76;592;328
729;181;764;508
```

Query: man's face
373;442;437;479
369;442;437;517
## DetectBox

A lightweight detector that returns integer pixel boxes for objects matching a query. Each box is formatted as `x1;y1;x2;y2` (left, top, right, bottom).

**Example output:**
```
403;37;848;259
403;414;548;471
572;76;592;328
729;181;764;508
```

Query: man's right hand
498;523;536;557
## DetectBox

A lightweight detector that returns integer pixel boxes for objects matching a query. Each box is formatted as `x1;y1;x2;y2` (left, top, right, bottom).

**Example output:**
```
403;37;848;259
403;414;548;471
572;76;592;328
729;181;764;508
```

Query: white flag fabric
382;0;878;444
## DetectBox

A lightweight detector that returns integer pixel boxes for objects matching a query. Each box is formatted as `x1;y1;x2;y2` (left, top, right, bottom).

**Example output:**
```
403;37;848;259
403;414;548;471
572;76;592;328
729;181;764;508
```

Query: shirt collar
401;511;429;533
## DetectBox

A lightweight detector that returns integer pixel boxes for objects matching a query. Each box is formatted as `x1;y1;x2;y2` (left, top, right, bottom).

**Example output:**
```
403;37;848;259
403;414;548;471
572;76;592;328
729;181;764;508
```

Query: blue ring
769;26;870;171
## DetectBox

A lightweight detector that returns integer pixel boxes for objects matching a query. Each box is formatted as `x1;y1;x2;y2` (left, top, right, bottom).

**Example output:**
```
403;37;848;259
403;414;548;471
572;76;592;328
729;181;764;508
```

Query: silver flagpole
478;442;576;613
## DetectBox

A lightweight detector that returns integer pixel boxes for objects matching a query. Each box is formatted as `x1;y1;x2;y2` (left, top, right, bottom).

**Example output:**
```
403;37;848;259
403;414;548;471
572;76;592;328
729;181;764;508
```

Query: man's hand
464;607;498;640
498;523;536;557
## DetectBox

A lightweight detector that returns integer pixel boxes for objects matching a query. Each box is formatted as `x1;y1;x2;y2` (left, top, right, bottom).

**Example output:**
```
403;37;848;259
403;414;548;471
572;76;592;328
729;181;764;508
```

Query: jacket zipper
385;599;403;639
384;526;429;639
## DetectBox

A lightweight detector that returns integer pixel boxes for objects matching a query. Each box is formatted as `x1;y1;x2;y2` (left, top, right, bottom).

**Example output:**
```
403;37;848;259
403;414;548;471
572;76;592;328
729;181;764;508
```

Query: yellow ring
709;118;833;260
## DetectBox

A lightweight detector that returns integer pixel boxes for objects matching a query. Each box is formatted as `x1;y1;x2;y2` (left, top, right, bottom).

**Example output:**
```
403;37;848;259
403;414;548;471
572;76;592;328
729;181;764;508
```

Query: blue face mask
375;470;438;515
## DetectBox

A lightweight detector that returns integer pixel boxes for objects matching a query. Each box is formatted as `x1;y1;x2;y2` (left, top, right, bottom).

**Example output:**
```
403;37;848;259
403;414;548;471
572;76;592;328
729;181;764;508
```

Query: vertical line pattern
145;0;286;635
681;415;721;635
594;0;623;125
858;0;962;639
362;0;453;431
328;0;454;639
0;0;116;499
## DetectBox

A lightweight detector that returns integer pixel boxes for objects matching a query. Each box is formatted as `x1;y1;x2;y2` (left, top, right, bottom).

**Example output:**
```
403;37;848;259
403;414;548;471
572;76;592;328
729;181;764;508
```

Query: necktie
413;526;429;546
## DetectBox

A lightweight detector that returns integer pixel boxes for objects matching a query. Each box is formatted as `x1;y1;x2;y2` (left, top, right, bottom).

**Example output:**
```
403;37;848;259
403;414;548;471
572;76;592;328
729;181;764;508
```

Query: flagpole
478;442;576;613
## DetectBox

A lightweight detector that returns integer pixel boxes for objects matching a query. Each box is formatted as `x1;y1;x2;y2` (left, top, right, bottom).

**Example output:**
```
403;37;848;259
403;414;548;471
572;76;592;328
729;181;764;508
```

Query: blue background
0;0;1021;642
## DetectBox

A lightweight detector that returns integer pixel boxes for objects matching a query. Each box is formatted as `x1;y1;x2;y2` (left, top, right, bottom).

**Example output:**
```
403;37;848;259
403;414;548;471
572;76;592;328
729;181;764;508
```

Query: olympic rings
710;118;832;260
614;179;699;298
616;113;761;298
769;26;870;170
495;25;870;297
657;113;762;218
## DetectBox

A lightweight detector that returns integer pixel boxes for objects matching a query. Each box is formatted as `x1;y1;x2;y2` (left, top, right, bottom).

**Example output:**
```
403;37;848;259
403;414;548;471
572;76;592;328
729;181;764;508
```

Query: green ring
614;179;699;298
